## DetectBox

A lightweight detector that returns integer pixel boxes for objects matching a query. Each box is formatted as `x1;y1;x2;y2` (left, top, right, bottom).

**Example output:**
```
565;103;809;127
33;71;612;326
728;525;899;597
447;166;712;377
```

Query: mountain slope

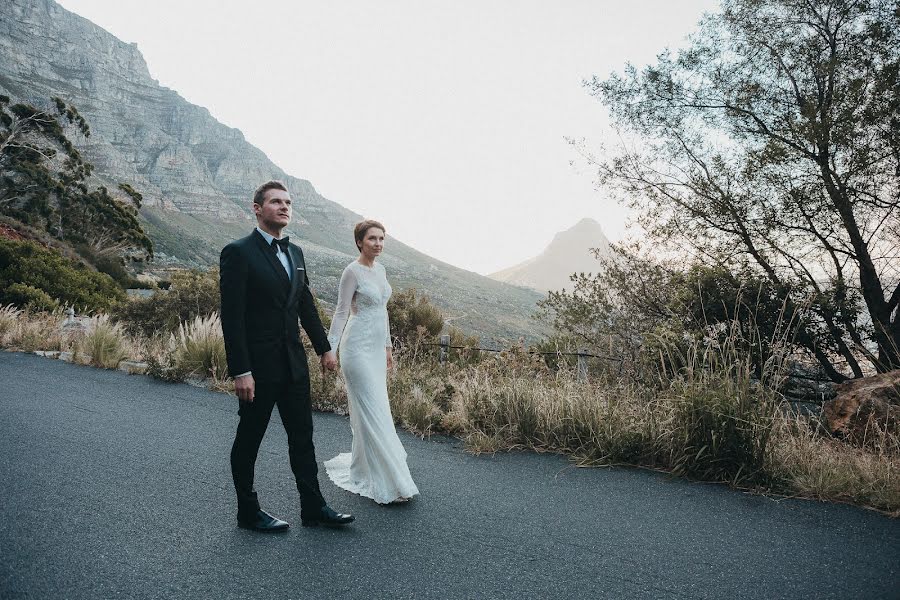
0;0;545;343
489;218;610;292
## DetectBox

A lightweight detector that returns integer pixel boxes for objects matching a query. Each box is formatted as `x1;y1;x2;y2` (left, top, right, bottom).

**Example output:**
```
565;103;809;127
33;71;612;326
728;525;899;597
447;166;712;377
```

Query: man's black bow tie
271;237;290;252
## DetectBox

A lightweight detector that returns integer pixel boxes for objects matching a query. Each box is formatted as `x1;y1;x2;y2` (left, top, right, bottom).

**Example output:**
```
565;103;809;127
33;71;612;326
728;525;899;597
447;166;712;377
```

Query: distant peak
550;218;609;246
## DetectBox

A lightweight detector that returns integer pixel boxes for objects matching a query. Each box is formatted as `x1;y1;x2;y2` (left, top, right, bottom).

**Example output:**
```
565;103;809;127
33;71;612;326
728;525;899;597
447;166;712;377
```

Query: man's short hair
253;180;288;205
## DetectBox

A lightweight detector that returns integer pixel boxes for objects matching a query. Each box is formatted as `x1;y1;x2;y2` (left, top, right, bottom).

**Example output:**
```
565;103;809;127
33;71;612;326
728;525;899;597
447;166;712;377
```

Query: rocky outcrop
822;370;900;443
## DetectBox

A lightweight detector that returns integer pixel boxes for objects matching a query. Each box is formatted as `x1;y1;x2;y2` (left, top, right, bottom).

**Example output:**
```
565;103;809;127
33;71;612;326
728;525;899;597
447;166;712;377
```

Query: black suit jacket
219;229;331;383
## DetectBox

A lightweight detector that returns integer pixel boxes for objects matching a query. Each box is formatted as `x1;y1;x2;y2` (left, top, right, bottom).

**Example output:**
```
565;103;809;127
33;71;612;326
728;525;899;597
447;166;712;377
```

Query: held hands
234;373;255;402
320;351;338;372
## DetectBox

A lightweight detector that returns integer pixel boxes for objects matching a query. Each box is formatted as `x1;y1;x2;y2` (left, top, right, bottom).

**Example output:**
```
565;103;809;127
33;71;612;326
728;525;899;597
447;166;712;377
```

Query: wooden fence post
577;349;588;381
439;335;450;364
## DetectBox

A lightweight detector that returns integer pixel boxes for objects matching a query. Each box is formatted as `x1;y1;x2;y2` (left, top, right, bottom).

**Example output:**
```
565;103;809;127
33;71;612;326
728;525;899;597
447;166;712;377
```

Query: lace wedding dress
324;260;419;504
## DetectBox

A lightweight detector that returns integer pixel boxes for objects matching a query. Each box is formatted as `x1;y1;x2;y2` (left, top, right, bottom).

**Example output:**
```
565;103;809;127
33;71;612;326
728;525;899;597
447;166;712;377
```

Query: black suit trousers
230;371;325;517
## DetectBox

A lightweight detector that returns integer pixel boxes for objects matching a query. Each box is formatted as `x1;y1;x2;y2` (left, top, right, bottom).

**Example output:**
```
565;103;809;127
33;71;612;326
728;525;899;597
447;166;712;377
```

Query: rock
33;350;60;359
118;360;149;375
59;351;74;362
822;370;900;442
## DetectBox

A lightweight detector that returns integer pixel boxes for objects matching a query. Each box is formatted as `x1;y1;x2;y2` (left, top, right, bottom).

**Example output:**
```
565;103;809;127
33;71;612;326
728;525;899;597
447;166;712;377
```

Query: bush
4;283;59;312
92;253;138;288
387;287;444;350
538;244;799;383
114;268;219;337
144;334;187;383
0;238;124;311
446;325;482;366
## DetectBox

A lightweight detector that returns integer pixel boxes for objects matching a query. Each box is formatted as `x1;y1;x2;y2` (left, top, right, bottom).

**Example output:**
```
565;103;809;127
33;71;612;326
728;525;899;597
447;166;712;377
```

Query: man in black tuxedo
219;180;354;531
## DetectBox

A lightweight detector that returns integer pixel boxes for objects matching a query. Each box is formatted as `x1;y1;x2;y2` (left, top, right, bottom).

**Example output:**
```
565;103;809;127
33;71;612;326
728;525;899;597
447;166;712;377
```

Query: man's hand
234;373;255;402
321;351;337;372
386;348;394;371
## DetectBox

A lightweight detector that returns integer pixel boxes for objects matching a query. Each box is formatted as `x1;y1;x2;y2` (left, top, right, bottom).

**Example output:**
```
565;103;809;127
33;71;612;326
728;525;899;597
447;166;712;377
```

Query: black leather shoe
237;509;290;532
301;505;355;527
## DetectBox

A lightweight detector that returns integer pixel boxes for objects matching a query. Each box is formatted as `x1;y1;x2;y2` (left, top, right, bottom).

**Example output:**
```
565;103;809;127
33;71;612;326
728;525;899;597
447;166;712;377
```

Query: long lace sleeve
328;265;357;353
382;263;392;348
384;303;392;348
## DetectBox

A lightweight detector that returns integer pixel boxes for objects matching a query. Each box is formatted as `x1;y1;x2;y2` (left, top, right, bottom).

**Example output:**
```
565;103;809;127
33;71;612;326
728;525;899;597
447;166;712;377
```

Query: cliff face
0;0;545;343
0;0;308;219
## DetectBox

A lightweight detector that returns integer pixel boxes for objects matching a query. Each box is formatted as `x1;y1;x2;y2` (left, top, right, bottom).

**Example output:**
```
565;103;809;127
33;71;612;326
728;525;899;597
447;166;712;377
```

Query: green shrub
114;268;219;337
0;238;124;311
387;287;444;351
4;283;59;312
446;325;482;366
145;335;188;383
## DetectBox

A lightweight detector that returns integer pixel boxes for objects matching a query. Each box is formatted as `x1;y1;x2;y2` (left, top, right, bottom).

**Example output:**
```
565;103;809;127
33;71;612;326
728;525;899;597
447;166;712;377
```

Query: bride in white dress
324;220;419;504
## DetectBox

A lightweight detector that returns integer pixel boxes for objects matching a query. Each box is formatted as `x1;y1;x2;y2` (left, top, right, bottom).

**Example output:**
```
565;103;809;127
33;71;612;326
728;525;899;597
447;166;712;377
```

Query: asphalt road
1;351;898;600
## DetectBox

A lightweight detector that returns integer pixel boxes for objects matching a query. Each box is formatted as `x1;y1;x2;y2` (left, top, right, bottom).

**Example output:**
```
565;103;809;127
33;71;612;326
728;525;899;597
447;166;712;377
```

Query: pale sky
56;0;718;274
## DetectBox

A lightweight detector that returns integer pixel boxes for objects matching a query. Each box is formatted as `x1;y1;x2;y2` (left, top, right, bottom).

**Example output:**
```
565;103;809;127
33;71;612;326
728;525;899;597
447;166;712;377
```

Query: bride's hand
386;348;394;371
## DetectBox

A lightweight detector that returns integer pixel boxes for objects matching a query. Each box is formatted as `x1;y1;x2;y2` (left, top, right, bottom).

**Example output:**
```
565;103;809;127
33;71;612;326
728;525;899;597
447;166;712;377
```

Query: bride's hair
354;219;385;251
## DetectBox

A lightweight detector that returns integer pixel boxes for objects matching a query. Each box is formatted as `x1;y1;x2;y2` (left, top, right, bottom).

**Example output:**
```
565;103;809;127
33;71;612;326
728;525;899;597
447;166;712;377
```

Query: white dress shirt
255;226;292;279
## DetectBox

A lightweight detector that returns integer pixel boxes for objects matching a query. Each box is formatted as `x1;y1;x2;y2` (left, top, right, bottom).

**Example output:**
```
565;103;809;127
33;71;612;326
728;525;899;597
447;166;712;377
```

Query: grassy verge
4;306;897;516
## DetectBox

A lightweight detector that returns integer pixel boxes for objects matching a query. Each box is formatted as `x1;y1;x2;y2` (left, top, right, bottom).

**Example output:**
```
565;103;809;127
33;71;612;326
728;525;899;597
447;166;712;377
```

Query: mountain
489;218;610;292
0;0;546;344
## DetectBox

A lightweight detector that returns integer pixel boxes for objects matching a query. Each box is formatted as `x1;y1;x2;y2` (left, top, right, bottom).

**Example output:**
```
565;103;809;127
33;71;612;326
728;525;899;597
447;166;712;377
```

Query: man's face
254;188;292;232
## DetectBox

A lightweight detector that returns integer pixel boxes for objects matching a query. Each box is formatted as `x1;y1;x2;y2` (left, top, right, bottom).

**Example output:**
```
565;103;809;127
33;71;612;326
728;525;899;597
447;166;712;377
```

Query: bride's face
359;227;385;259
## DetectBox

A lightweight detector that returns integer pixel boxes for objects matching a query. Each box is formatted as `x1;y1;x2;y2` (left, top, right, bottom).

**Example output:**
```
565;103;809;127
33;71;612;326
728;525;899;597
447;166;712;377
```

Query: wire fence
421;337;621;381
419;337;835;405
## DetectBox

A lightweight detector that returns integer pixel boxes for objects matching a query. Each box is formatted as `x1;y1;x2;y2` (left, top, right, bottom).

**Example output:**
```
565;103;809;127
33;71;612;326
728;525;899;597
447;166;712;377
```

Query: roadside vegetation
1;275;897;515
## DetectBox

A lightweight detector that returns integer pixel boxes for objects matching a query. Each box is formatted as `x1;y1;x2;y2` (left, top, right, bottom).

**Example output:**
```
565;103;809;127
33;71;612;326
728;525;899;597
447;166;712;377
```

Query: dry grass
308;359;349;414
768;415;900;515
173;314;228;381
0;304;21;343
3;308;69;352
364;345;898;514
76;314;130;368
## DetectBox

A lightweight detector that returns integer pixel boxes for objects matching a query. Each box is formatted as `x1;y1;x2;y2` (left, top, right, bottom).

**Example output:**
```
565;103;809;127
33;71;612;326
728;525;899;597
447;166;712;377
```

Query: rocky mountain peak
489;218;612;293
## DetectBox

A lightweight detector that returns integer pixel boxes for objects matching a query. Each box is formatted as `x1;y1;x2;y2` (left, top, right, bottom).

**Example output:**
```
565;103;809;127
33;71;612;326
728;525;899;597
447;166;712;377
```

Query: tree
539;244;795;380
0;95;152;261
587;0;900;380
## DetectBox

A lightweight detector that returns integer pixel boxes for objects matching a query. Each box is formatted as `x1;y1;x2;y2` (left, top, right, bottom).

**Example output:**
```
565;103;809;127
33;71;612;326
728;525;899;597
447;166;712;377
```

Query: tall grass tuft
78;314;130;368
662;341;781;485
6;308;67;352
173;313;228;381
0;304;22;344
768;414;900;515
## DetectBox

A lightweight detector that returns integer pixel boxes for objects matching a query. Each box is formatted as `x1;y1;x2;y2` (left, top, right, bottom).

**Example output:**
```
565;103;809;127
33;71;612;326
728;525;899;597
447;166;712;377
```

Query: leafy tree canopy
585;0;900;379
